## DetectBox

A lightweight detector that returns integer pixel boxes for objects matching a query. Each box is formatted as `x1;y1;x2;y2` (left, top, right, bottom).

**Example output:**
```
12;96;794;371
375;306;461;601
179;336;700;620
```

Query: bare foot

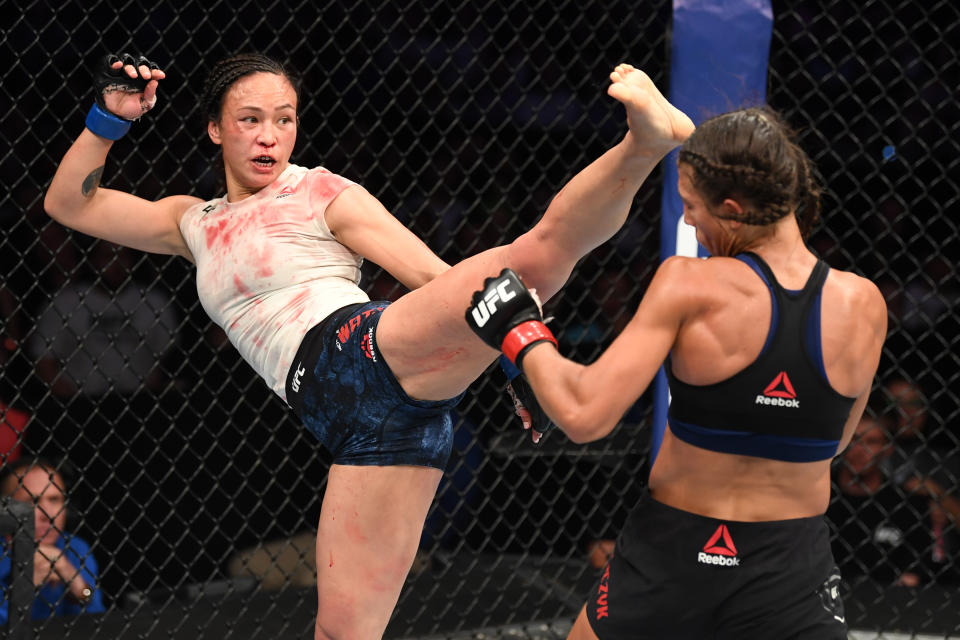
607;63;695;155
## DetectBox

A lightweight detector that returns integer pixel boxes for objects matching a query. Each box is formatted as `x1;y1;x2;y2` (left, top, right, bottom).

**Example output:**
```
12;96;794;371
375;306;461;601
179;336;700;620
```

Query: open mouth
253;155;276;168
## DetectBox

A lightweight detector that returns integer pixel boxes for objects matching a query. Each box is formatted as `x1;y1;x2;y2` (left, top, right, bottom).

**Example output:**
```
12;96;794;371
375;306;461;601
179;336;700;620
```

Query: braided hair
678;107;821;239
199;53;299;124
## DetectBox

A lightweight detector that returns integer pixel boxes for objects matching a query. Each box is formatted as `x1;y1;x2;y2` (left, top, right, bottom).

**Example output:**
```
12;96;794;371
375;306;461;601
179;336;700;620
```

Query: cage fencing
0;0;957;638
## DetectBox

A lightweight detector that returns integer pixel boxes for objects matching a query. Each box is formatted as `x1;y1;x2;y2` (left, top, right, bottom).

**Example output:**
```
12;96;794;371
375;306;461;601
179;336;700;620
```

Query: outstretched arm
519;258;688;442
466;258;700;442
44;54;198;259
466;259;690;443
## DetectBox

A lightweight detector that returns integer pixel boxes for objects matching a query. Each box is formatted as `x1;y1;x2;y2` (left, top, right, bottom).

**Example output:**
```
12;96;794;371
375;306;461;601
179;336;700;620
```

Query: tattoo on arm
81;166;104;197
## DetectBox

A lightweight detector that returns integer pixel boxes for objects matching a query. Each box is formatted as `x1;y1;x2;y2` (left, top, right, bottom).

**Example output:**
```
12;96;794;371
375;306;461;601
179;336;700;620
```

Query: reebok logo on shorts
595;564;610;620
755;371;799;408
362;327;377;361
336;306;386;347
697;524;740;567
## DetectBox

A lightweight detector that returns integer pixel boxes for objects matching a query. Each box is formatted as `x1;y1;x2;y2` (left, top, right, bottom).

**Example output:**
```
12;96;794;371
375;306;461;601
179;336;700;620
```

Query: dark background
0;1;957;637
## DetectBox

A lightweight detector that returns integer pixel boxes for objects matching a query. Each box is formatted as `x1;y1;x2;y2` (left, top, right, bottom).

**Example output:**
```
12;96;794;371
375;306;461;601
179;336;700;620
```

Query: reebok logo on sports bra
755;370;799;408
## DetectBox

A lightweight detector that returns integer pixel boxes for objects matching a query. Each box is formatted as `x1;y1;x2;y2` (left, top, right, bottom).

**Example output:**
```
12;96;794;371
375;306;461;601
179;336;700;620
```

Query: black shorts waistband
285;302;366;416
615;487;833;579
640;489;826;533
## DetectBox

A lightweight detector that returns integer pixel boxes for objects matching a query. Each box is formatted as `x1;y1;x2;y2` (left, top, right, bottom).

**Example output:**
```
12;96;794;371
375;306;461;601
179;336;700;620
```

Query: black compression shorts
584;490;846;639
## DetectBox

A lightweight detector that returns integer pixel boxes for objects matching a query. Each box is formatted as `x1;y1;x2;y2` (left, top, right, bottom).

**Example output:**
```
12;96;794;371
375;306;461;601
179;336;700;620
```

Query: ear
207;120;222;145
719;198;745;231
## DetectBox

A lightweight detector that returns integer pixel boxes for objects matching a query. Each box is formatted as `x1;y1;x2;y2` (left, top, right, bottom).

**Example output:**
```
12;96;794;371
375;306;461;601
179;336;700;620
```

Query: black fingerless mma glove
93;53;157;115
465;268;557;369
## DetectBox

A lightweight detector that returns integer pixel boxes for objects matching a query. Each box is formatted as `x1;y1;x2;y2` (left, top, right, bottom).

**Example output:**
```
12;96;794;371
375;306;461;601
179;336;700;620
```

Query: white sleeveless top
179;164;370;400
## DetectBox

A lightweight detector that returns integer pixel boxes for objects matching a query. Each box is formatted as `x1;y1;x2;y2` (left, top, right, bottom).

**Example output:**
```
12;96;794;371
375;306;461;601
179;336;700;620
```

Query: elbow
43;190;67;223
543;365;619;443
42;190;57;218
556;407;615;444
43;190;83;228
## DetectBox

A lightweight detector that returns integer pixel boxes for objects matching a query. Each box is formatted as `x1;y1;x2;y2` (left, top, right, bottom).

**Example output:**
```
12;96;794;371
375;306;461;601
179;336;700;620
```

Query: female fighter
468;106;886;639
44;54;693;638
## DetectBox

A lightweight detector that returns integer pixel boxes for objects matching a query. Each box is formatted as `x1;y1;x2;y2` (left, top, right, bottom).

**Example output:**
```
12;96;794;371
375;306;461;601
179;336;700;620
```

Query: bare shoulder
324;182;369;208
648;255;745;315
654;255;712;294
825;268;887;325
160;194;205;222
655;255;747;295
323;183;380;232
657;254;725;281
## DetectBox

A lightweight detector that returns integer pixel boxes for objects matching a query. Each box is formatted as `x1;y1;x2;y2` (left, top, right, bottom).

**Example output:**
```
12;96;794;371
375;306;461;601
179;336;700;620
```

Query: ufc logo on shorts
470;280;516;327
291;362;306;393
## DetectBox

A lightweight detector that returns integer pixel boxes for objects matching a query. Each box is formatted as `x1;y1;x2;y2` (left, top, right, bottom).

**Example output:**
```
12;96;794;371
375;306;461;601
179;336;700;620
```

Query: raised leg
314;464;443;640
378;65;694;400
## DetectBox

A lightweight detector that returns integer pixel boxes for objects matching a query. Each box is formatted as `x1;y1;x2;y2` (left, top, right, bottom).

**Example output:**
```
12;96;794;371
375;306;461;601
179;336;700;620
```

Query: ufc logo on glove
470;279;517;327
465;269;557;370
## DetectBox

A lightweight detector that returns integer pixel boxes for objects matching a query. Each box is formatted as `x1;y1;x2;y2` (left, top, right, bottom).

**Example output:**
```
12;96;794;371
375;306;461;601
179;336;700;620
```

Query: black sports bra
665;253;856;462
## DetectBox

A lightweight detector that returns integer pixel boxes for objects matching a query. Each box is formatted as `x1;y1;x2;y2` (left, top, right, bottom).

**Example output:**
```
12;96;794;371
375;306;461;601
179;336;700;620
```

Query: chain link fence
0;0;957;638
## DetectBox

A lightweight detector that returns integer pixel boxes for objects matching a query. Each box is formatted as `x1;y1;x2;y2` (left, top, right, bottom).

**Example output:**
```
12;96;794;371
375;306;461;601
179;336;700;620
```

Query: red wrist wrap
501;320;557;367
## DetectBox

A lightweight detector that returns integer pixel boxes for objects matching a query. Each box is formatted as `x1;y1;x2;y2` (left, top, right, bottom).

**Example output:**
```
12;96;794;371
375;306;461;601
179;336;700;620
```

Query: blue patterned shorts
285;301;462;469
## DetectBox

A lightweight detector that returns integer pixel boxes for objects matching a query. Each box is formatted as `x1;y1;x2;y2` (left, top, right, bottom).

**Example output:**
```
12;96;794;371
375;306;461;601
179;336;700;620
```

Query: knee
315;613;355;640
505;236;573;301
316;593;362;639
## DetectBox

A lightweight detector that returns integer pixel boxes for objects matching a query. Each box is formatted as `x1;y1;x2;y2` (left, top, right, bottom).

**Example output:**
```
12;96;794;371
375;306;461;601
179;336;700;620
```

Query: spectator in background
0;399;29;463
881;378;960;580
0;457;104;622
883;378;940;483
887;378;928;443
827;414;943;586
27;242;177;397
